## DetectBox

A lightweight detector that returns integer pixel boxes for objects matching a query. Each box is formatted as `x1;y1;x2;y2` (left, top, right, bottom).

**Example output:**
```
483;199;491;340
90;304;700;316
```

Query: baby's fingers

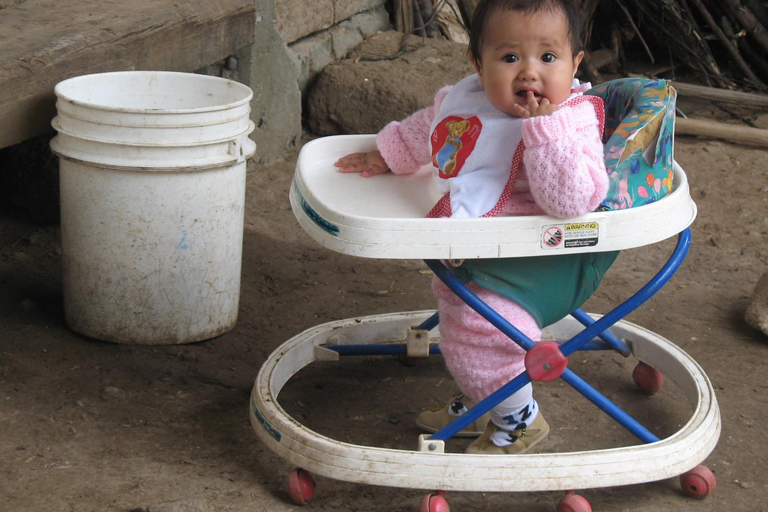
361;165;387;178
526;91;540;111
512;104;531;118
538;99;559;116
337;165;364;174
335;153;367;173
334;152;365;167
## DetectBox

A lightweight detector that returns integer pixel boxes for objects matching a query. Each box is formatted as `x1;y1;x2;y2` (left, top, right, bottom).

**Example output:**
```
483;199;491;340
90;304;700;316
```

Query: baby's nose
518;61;538;80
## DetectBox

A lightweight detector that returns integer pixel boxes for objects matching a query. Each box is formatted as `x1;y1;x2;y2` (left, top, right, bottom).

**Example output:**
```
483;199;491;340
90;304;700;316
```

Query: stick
614;0;655;63
676;117;768;147
664;0;727;87
721;0;768;55
412;0;427;37
744;0;768;28
395;0;413;33
736;37;768;86
688;0;765;87
417;0;439;37
671;81;768;107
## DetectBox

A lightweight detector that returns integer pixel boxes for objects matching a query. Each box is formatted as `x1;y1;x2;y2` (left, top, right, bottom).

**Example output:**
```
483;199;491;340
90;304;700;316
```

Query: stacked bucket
50;71;256;344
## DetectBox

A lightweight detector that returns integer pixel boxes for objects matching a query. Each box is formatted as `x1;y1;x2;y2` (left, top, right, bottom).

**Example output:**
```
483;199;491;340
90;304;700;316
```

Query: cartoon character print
431;116;482;179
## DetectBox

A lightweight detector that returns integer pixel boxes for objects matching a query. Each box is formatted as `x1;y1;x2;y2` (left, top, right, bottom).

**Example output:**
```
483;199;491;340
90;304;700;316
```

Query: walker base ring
249;311;720;493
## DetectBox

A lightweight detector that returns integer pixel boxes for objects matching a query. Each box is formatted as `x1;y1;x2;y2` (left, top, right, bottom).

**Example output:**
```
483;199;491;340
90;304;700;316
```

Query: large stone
306;31;473;135
746;271;768;336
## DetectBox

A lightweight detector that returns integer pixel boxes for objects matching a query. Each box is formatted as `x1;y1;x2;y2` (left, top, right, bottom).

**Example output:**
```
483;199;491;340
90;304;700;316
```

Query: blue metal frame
323;229;692;445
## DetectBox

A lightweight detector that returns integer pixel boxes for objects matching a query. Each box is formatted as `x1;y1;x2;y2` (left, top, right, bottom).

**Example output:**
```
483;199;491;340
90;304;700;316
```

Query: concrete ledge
0;0;255;150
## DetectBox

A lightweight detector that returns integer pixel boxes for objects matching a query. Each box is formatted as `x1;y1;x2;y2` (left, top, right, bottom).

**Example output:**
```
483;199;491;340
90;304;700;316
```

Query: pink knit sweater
375;83;608;218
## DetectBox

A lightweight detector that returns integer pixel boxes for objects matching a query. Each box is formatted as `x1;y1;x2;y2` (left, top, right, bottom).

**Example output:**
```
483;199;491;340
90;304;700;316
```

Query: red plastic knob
525;341;567;381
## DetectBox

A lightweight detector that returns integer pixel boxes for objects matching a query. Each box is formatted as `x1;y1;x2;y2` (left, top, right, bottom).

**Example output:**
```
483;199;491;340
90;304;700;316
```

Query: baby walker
249;79;720;511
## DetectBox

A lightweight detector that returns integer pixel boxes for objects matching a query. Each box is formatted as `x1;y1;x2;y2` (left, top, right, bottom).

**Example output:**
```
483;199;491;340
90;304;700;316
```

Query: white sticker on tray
541;222;599;250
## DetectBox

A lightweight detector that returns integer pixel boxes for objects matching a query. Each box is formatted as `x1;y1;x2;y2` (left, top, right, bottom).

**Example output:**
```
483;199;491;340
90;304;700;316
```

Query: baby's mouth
516;89;542;101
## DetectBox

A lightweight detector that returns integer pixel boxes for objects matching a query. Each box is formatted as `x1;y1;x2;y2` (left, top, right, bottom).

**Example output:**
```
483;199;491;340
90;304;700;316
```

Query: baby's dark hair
469;0;583;67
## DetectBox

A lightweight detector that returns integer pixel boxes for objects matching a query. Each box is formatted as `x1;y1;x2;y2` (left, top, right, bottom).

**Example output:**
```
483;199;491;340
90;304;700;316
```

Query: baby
336;0;617;454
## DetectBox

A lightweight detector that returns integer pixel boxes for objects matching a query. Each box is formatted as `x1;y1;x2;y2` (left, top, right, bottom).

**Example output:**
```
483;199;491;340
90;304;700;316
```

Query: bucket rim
54;71;253;114
54;100;252;127
51;119;256;149
51;135;257;171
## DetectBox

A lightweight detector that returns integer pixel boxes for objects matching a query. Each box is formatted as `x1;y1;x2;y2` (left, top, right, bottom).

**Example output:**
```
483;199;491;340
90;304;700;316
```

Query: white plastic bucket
50;71;256;344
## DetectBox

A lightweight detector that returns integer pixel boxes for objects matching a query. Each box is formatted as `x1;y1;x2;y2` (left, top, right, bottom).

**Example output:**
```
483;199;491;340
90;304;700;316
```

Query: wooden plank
0;0;254;149
671;81;768;108
677;117;768;148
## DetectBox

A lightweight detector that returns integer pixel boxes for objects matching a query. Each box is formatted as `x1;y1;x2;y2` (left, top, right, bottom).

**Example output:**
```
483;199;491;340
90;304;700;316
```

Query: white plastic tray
291;135;697;259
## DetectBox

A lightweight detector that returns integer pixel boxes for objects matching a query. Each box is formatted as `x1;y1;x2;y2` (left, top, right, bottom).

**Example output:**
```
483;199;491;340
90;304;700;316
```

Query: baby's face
473;9;584;117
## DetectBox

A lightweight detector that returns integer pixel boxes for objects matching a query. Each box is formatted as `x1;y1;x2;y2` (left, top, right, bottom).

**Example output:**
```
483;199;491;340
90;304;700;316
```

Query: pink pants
433;276;541;402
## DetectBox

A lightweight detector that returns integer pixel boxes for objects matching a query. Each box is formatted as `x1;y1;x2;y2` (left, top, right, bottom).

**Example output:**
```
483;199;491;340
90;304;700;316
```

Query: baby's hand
513;91;559;118
334;150;389;178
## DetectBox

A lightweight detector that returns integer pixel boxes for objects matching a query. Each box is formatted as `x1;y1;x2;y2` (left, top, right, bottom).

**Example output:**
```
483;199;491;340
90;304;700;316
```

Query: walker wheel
287;467;315;505
632;362;663;395
557;491;592;512
418;490;450;512
680;465;716;499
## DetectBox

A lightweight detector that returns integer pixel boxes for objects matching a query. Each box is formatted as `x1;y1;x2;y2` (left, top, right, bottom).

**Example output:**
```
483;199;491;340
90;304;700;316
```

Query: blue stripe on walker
251;396;282;442
293;180;340;236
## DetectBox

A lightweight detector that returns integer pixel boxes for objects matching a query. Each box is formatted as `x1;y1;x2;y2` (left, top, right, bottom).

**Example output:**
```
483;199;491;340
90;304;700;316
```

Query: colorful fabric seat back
585;78;677;210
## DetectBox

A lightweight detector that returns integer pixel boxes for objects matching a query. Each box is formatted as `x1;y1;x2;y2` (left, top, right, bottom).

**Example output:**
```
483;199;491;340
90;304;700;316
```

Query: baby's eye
541;52;556;63
503;54;518;63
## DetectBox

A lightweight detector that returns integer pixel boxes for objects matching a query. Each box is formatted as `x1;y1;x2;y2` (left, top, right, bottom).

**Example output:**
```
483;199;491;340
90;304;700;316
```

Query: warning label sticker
541;222;599;249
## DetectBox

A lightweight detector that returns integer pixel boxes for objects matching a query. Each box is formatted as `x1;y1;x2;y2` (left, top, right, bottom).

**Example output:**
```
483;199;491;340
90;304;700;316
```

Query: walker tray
290;135;697;260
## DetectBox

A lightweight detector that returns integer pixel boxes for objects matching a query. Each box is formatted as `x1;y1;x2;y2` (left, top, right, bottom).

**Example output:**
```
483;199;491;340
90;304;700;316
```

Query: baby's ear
469;52;484;84
573;51;585;76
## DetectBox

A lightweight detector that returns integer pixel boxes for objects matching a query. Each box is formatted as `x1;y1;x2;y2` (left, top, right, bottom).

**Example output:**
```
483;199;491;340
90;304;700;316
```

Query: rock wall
307;31;473;135
199;0;391;162
277;0;391;94
236;0;391;162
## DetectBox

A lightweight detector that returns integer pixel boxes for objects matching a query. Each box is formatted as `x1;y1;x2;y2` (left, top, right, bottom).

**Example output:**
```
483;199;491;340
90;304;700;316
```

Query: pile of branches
393;0;768;91
586;0;768;91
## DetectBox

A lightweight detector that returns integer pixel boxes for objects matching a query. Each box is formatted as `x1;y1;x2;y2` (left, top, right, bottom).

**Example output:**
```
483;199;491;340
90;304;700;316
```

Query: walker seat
586;78;677;210
249;79;720;511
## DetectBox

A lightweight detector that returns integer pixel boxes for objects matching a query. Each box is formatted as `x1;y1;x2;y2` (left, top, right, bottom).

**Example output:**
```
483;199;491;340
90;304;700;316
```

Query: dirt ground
2;101;768;511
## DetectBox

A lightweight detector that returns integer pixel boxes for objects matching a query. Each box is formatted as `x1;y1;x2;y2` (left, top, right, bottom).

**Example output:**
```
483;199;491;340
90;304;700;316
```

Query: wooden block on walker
314;345;340;361
418;435;445;454
406;328;431;358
